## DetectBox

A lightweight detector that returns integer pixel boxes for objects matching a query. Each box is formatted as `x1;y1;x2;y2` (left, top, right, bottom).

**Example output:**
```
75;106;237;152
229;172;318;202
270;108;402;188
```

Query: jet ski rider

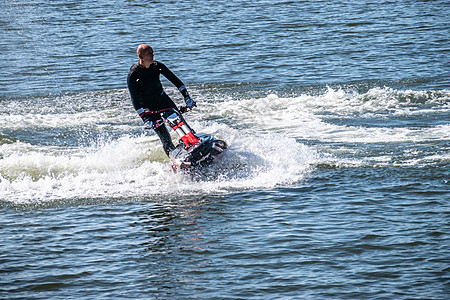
127;44;196;156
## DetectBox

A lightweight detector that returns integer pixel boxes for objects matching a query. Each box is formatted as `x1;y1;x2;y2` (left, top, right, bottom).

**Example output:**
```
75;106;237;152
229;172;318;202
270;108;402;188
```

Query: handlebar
179;104;196;114
178;106;190;114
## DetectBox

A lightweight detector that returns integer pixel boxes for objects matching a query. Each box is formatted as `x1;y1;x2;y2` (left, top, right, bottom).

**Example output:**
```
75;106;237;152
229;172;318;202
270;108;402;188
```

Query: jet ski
160;107;227;171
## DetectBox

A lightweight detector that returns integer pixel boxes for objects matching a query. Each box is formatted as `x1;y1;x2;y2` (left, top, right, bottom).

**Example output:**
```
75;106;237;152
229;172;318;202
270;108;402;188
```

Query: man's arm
127;68;152;123
159;62;184;90
159;62;196;108
127;70;143;111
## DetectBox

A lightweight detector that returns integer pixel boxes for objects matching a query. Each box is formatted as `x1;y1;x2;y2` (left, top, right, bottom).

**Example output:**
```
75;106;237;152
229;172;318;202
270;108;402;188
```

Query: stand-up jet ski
160;107;227;171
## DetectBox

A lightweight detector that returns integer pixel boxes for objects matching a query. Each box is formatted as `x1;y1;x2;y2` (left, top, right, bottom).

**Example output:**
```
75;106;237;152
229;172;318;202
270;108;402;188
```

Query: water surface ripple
0;0;449;299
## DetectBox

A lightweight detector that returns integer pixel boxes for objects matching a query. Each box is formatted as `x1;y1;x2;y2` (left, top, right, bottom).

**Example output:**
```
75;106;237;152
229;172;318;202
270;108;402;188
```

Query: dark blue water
1;0;449;299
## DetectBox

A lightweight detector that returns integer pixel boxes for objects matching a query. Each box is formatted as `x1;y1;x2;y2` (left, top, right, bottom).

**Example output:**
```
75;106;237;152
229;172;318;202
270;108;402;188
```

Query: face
139;47;154;63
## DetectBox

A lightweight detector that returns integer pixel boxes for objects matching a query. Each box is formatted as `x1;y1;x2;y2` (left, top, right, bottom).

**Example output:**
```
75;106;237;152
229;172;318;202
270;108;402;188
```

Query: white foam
1;87;447;203
0;126;317;203
206;87;450;143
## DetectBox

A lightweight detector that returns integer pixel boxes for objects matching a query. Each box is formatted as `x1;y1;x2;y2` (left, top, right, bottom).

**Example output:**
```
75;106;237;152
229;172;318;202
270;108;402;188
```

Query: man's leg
154;124;175;156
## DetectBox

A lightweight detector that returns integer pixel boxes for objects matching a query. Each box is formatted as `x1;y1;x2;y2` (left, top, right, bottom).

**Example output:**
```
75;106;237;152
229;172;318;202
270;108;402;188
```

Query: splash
0;124;316;204
1;86;447;204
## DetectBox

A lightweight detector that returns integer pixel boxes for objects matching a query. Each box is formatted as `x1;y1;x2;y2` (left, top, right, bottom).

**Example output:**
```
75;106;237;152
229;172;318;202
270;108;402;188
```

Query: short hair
137;44;152;56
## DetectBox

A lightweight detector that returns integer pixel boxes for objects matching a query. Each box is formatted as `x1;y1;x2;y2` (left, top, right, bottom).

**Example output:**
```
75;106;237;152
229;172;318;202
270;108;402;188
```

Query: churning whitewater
1;87;448;203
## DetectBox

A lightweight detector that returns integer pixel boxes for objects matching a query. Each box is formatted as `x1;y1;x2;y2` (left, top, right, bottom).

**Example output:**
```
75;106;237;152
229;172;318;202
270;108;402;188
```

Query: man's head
137;44;154;67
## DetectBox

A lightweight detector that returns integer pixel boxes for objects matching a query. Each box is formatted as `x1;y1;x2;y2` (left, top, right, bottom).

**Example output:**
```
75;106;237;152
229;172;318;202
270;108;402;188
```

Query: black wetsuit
127;61;187;155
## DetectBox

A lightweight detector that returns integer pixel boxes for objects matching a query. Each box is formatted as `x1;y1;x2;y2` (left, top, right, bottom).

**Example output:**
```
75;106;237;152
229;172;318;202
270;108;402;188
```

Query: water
1;0;449;299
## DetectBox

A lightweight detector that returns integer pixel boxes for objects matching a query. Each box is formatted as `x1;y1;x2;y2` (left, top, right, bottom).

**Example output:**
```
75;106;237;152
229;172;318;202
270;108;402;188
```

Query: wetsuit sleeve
127;68;143;111
159;62;184;88
158;62;190;98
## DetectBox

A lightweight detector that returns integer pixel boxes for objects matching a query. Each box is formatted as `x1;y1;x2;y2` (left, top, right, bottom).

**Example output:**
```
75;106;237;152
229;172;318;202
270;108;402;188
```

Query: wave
0;85;448;204
0;129;316;204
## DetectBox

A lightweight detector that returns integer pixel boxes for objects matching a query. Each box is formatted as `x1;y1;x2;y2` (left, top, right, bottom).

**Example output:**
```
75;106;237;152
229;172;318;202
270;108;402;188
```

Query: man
127;44;196;156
